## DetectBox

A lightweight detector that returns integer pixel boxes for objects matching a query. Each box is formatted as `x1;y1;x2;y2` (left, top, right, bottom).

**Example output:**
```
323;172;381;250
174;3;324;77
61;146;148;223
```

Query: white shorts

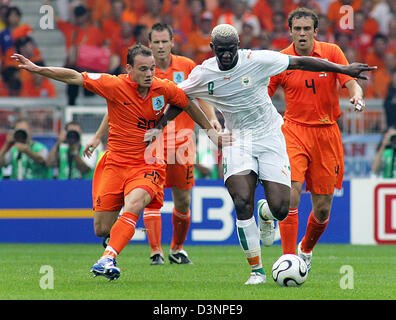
222;129;291;187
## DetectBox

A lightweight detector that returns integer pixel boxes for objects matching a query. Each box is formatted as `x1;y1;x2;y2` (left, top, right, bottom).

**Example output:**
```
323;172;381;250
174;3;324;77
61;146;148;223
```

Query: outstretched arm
288;56;376;80
12;53;84;86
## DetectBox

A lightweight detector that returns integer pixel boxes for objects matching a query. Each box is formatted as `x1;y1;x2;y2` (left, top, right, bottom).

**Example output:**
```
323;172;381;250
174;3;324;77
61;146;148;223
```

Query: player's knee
233;196;254;219
173;194;191;213
94;224;110;237
314;208;330;223
269;201;289;221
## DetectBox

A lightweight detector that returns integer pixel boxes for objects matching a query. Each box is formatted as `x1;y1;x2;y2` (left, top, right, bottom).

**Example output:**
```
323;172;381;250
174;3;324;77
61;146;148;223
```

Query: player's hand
144;128;162;146
83;136;101;158
350;96;365;112
207;129;233;148
345;63;377;80
210;119;222;132
11;53;42;73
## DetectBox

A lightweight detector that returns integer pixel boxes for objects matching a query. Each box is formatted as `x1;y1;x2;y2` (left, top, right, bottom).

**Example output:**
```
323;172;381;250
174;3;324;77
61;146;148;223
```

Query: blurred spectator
387;19;396;53
0;118;51;180
334;32;352;53
133;24;149;46
270;11;290;51
240;20;259;49
101;0;126;44
371;0;396;35
252;0;273;31
109;21;135;74
371;126;396;178
0;66;22;96
359;0;379;36
254;29;272;49
20;61;56;98
138;0;164;29
370;51;395;98
289;0;322;14
0;4;8;32
47;121;97;180
316;14;335;43
56;4;105;105
179;0;206;37
217;0;261;37
350;10;374;61
327;0;362;33
183;11;213;63
0;6;20;67
384;68;396;128
14;36;42;83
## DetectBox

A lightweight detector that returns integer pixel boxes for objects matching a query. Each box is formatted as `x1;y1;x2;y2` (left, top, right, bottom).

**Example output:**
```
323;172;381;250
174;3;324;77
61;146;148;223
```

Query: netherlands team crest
173;72;185;84
152;95;165;111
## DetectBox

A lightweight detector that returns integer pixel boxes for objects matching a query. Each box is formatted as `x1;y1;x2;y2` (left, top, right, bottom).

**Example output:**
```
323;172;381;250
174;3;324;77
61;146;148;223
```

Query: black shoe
102;234;110;248
150;254;164;265
168;250;193;264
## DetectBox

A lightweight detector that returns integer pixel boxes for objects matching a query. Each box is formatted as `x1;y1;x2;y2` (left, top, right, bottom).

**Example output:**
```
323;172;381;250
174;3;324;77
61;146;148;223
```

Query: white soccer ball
272;254;308;287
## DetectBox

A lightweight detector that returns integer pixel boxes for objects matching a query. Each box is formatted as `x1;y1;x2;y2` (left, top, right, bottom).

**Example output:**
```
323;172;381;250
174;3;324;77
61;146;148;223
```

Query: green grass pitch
0;243;395;300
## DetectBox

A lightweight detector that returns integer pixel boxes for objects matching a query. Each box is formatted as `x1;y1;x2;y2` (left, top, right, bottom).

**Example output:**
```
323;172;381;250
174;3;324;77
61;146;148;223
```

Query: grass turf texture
0;243;395;300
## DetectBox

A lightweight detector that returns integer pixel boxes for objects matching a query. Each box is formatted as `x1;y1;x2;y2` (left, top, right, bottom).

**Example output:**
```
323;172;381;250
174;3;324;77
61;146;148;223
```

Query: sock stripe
237;227;248;250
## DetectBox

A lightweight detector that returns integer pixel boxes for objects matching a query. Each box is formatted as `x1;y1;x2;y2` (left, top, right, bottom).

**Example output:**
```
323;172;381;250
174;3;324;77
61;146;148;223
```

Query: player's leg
169;186;193;264
93;211;119;238
278;180;303;254
297;123;344;271
104;187;152;258
277;120;309;254
143;206;163;264
225;171;266;284
298;193;333;271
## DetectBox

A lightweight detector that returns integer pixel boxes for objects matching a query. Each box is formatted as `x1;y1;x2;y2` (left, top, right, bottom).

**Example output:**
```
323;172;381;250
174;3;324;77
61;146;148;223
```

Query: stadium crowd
0;0;396;99
1;0;396;180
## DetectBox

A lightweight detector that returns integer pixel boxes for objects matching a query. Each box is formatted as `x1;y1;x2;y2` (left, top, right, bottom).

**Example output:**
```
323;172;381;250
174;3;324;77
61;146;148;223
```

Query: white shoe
244;272;267;285
298;241;312;272
257;199;275;246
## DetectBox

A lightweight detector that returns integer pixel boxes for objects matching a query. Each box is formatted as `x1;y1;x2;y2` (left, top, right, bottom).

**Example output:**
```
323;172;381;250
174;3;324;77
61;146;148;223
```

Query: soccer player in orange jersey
11;45;229;281
266;8;367;271
145;23;221;265
85;23;221;266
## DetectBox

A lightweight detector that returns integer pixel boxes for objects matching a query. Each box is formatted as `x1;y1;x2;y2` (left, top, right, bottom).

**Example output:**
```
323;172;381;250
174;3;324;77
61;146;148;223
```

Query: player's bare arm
344;80;365;112
11;53;84;86
83;113;109;158
288;56;377;80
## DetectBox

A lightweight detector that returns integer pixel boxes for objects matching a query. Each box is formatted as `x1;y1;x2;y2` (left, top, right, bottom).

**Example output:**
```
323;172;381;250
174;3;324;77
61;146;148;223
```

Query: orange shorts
92;152;165;212
164;141;195;190
282;120;344;194
165;162;195;190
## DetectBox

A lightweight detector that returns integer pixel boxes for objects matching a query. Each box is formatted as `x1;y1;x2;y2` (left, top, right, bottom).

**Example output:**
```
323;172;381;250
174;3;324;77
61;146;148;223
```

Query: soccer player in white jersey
150;24;375;285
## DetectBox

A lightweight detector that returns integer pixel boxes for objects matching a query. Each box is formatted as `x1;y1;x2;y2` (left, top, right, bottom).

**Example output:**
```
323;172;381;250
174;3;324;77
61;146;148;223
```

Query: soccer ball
272;254;308;287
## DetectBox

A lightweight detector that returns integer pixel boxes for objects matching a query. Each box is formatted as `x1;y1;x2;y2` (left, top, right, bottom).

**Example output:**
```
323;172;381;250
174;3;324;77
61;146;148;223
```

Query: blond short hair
211;24;239;42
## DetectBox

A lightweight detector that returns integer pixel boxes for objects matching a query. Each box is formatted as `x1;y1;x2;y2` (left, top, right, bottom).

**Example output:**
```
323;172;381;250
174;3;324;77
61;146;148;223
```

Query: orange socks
143;208;162;256
171;208;191;252
103;211;139;258
279;208;299;254
301;210;329;253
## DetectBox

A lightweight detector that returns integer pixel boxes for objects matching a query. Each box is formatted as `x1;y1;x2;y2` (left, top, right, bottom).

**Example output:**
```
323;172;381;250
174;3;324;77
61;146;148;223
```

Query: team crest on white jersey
241;76;252;87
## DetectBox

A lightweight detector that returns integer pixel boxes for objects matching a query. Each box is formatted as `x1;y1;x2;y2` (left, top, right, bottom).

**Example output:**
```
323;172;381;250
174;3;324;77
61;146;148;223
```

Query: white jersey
178;49;290;136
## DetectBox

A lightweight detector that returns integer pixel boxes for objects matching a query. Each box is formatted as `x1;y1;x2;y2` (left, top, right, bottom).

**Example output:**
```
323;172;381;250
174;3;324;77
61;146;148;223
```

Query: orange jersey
268;41;354;126
82;72;189;164
156;54;197;150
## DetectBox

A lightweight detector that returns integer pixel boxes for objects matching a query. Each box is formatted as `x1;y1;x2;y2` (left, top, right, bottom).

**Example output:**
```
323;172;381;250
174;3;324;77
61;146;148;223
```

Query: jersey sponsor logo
87;73;102;80
152;95;165;111
241;76;252;87
173;72;185;84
